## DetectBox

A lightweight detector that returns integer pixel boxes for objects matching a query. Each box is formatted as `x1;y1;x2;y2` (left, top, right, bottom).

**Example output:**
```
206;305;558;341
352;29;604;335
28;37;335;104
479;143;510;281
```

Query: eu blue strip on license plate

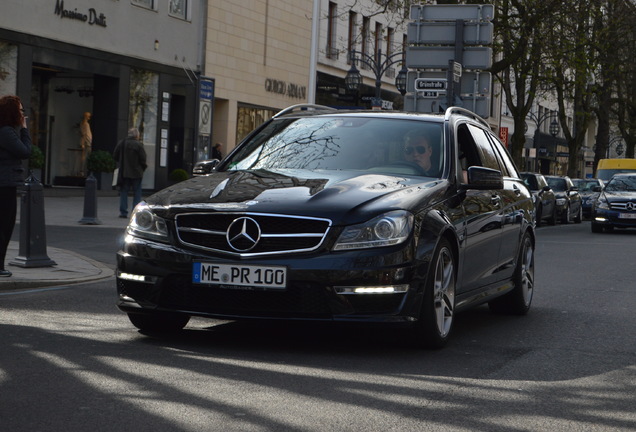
193;262;287;289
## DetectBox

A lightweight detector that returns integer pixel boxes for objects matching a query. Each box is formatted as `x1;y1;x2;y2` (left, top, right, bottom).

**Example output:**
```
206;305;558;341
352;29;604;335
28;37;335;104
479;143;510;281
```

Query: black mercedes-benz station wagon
116;105;535;348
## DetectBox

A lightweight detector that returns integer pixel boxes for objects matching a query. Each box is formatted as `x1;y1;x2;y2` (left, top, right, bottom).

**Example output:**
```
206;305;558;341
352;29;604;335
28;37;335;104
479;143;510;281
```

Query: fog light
335;285;409;294
117;271;156;283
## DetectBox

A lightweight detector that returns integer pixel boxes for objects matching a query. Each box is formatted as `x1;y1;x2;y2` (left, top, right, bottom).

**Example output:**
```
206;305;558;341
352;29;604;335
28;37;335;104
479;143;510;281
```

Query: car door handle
513;185;522;196
491;195;501;206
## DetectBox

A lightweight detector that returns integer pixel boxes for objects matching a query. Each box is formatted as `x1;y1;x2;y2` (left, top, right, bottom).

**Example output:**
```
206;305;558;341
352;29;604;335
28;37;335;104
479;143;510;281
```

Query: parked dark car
116;105;535;349
545;175;583;223
520;172;557;226
572;178;604;219
192;159;219;176
591;173;636;233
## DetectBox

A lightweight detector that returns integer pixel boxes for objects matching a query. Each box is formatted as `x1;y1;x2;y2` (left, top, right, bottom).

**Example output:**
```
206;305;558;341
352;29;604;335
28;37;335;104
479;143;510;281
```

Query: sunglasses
404;146;429;155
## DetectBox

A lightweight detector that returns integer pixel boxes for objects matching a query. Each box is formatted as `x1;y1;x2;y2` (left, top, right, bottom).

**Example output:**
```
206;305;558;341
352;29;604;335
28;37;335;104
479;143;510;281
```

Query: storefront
0;1;203;191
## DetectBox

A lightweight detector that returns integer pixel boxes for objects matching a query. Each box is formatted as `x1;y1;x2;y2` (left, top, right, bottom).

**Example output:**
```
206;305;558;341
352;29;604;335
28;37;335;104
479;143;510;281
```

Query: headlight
127;202;169;241
333;210;414;251
595;196;609;210
556;198;566;206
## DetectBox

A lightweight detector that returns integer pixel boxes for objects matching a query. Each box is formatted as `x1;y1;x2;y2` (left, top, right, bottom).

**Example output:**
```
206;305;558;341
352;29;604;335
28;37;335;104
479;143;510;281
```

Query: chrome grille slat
175;212;332;257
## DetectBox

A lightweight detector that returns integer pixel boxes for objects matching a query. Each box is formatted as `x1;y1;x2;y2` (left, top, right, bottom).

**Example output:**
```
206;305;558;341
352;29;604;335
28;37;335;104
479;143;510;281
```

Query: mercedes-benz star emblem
227;217;261;252
627;202;635;211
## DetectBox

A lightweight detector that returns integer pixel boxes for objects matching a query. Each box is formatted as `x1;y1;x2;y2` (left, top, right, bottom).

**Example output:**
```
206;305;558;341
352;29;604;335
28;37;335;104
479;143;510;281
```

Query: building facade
204;0;314;156
0;0;204;190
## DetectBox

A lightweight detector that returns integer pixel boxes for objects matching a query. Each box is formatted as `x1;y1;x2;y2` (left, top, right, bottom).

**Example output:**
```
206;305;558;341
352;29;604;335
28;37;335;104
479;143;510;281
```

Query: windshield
605;176;636;192
572;179;600;192
546;177;566;192
222;117;445;178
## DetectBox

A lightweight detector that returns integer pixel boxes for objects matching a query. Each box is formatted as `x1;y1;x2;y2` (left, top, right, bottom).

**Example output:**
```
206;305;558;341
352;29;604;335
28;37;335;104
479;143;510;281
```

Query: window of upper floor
169;0;190;20
131;0;157;11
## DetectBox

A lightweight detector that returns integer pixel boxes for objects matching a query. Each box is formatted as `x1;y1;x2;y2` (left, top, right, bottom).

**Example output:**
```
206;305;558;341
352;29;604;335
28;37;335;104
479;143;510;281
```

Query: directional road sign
414;78;447;91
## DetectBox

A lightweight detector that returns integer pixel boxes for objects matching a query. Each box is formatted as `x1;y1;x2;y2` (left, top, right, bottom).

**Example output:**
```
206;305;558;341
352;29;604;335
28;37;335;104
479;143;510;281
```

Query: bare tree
490;0;563;168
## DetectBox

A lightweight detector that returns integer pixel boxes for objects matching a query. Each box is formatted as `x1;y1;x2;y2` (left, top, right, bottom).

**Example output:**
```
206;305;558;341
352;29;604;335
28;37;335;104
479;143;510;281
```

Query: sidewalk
1;187;131;291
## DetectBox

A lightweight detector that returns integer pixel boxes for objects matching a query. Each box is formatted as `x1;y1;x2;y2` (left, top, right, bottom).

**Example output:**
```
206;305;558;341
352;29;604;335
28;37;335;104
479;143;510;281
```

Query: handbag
112;168;119;187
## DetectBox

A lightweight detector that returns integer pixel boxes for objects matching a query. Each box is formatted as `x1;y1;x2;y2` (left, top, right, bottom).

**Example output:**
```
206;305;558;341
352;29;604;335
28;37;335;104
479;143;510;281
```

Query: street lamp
345;49;408;109
608;136;625;158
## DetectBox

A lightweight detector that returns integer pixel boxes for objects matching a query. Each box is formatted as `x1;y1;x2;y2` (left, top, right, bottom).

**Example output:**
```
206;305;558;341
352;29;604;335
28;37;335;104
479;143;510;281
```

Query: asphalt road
1;221;635;431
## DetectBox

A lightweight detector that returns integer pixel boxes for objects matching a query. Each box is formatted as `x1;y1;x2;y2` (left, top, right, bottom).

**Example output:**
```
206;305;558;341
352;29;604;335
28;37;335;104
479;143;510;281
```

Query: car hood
601;190;636;202
146;169;445;224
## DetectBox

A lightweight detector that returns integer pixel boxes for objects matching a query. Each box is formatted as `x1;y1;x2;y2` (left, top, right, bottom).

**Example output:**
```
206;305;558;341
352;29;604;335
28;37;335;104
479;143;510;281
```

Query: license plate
192;262;287;289
618;213;636;219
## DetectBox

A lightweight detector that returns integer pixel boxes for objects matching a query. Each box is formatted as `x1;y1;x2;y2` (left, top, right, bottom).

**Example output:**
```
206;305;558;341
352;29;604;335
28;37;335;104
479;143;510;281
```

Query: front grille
175;212;331;257
610;201;636;211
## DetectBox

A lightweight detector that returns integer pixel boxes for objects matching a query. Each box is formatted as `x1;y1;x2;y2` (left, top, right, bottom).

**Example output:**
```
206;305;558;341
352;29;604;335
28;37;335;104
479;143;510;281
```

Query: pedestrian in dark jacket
0;95;32;277
113;128;147;218
212;142;223;160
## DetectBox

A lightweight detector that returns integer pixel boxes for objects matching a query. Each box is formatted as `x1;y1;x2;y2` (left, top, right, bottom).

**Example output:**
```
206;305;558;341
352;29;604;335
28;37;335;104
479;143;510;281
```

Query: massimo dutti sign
54;0;107;27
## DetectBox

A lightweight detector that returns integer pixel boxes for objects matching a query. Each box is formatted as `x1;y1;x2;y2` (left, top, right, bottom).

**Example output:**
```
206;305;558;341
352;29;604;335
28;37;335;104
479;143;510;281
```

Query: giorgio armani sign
54;0;107;27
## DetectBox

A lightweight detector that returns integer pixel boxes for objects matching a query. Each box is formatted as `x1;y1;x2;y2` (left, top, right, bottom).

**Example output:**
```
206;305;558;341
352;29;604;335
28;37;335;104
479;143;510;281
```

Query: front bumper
591;208;636;228
116;235;426;324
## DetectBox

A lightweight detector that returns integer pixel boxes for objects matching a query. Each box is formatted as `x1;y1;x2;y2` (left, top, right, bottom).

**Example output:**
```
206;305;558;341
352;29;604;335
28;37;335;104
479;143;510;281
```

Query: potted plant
29;145;45;182
169;168;189;184
87;150;116;190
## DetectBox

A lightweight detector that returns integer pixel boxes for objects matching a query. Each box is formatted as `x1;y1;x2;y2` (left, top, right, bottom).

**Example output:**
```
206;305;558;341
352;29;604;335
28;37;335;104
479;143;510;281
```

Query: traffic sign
406;46;492;69
410;4;494;21
415;78;447;91
407;21;494;45
420;91;441;98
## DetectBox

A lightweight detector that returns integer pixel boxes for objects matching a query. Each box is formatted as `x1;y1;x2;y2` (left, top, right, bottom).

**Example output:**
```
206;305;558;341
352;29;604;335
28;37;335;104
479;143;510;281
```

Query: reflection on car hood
602;190;636;202
146;169;444;223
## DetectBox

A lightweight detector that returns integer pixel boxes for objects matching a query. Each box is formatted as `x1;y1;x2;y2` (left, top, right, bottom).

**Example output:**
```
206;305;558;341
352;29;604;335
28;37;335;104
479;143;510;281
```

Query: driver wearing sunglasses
404;136;434;174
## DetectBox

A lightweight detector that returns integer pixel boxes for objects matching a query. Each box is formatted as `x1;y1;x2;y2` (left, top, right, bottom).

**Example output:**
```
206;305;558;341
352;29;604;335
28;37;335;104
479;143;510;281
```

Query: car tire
535;203;542;227
127;312;190;333
574;204;582;223
411;238;456;349
489;232;534;315
561;204;570;224
591;222;603;233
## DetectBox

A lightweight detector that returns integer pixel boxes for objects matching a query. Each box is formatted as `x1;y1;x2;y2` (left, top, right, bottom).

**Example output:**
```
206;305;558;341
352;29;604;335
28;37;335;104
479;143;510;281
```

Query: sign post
196;77;214;162
404;4;494;117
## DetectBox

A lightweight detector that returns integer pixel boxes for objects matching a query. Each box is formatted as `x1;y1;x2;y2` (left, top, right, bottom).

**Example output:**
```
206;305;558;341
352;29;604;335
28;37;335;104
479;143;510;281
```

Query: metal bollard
9;174;56;268
78;173;102;225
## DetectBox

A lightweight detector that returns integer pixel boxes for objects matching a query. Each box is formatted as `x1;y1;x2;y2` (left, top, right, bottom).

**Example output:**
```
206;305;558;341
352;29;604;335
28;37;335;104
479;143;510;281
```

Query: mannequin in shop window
80;112;92;176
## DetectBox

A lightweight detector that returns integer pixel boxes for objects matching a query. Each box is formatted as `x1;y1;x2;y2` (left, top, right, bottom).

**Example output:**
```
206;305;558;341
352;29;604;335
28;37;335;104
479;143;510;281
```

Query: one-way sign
415;78;447;90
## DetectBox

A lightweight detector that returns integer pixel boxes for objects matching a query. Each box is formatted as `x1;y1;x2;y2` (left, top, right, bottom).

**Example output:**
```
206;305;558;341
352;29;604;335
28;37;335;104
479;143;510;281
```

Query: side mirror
592;185;602;192
541;185;551;192
461;166;504;190
192;159;219;176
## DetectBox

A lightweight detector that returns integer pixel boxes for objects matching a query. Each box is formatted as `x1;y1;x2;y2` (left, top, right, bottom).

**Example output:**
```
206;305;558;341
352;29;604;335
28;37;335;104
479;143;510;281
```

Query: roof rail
273;104;337;119
444;106;489;128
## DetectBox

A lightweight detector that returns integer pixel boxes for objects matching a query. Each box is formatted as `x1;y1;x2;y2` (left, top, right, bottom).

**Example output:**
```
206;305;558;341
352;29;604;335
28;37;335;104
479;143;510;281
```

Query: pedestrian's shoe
0;269;12;277
119;214;128;219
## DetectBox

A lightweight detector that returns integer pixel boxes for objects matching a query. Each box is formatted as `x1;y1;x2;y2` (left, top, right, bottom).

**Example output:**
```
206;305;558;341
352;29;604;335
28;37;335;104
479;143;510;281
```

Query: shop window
131;0;157;11
237;106;277;144
169;0;189;20
129;69;159;190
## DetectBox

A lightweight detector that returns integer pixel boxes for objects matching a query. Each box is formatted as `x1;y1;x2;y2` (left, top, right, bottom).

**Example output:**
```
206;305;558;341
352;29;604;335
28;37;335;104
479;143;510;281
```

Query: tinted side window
487;131;519;178
467;124;500;171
